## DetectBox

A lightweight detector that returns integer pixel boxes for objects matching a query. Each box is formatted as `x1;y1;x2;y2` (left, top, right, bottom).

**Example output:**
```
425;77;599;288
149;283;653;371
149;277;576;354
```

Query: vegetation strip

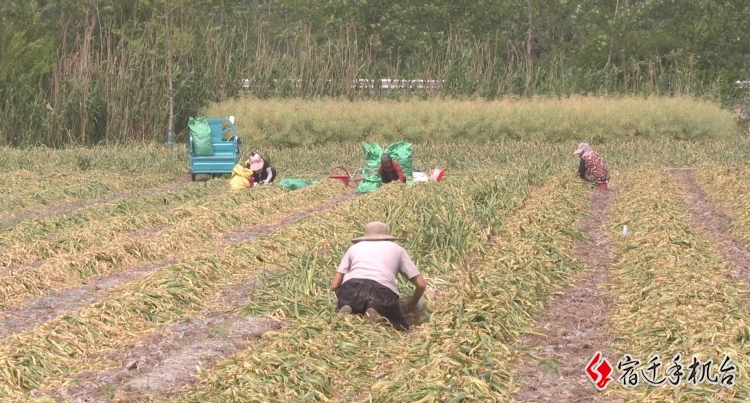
693;164;750;249
157;171;591;402
0;163;552;401
0;191;358;339
0;178;226;247
0;182;346;310
511;187;621;403
0;182;283;267
606;165;750;401
670;169;750;284
0;261;169;340
219;97;740;147
0;180;193;232
0;171;180;218
0;179;410;396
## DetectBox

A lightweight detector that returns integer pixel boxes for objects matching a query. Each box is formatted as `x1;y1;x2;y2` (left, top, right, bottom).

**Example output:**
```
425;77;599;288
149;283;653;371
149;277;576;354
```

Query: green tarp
278;178;317;190
355;141;413;194
189;117;213;156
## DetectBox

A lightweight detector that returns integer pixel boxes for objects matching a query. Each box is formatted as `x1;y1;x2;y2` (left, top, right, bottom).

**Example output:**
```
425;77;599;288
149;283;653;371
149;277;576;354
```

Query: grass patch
205;96;741;147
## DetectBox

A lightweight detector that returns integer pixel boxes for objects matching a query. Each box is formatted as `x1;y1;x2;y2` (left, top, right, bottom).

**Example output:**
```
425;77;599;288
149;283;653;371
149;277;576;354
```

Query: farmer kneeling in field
247;152;276;185
331;221;426;331
378;153;406;184
574;142;610;189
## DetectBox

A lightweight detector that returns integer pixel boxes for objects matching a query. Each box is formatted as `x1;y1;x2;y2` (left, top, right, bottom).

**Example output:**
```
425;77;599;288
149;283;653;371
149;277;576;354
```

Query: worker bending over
331;221;426;331
573;142;609;188
378;153;405;184
247;152;276;185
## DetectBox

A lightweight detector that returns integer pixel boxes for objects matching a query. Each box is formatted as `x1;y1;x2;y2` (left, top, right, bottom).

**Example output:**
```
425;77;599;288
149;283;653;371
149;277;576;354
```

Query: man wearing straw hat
331;221;426;331
573;142;610;190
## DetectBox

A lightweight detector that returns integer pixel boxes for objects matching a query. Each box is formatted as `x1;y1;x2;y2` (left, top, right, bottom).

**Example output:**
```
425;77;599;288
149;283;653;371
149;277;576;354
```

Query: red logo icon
586;352;613;390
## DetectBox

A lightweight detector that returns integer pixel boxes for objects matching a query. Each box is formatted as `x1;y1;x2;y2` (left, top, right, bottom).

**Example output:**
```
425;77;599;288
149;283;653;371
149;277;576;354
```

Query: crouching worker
331;221;426;331
573;142;609;189
378;153;405;184
247;152;276;185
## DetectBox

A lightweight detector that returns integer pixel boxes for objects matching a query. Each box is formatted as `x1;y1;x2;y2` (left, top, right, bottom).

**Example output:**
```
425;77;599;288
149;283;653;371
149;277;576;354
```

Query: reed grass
209;96;741;147
2;3;744;148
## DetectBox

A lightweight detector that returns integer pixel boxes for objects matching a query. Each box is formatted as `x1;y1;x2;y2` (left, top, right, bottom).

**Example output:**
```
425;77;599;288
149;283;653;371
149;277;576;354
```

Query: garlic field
0;138;749;403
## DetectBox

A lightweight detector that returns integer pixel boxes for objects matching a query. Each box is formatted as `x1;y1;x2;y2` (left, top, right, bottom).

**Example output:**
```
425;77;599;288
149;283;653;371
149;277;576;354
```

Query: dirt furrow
0;176;194;231
0;261;172;339
511;188;622;403
0;191;358;340
669;169;750;289
51;277;281;402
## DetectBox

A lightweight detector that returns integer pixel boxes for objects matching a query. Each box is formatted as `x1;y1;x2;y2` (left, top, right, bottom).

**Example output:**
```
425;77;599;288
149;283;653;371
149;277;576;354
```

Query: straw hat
352;221;397;243
573;142;591;155
249;153;264;171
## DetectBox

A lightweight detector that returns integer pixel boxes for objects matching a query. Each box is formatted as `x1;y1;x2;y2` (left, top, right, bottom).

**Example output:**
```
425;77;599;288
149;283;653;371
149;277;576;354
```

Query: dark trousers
335;278;410;331
253;167;277;184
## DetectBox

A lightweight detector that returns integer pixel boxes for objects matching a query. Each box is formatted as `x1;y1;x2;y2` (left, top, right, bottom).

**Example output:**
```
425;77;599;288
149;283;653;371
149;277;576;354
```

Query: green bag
356;142;384;194
385;141;413;178
189;117;213;156
356;171;383;194
279;178;317;191
362;142;384;172
355;141;414;194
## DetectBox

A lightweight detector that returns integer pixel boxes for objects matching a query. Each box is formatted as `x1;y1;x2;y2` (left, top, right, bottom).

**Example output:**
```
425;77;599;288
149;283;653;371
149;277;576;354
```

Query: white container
413;172;428;182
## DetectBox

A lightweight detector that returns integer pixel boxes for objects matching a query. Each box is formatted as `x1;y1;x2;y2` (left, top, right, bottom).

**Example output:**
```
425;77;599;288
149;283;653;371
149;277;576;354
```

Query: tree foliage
0;0;748;146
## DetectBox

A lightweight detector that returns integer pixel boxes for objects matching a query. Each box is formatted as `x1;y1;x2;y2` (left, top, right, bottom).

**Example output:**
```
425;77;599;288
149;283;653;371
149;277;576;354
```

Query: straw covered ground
1;97;750;402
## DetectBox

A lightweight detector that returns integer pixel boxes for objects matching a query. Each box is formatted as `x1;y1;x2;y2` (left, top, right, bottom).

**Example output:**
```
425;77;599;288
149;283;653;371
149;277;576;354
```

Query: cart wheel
191;174;196;181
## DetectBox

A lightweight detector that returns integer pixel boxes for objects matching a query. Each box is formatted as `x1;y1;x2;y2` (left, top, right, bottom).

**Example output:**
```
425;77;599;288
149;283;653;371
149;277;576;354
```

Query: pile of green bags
355;141;413;194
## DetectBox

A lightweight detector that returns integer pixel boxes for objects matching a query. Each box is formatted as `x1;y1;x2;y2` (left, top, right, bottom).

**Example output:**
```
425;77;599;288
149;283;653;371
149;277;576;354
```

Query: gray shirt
336;241;421;295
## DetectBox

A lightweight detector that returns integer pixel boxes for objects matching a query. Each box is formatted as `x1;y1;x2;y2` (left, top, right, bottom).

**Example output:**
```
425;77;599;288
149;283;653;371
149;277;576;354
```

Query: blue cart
188;117;240;181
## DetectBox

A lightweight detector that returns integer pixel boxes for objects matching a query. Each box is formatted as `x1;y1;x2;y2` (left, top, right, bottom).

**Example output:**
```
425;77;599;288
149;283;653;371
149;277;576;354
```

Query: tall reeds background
206;96;741;146
1;3;747;147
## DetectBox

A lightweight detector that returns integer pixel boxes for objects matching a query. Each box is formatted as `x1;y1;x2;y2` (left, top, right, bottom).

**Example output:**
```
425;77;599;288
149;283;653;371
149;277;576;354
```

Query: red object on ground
329;166;351;186
597;182;608;190
431;169;449;182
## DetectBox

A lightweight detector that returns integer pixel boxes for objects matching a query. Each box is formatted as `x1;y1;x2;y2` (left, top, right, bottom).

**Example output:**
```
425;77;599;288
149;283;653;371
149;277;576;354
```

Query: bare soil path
0;261;172;339
0;191;359;339
511;187;622;403
50;277;282;402
0;175;194;231
669;169;750;290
